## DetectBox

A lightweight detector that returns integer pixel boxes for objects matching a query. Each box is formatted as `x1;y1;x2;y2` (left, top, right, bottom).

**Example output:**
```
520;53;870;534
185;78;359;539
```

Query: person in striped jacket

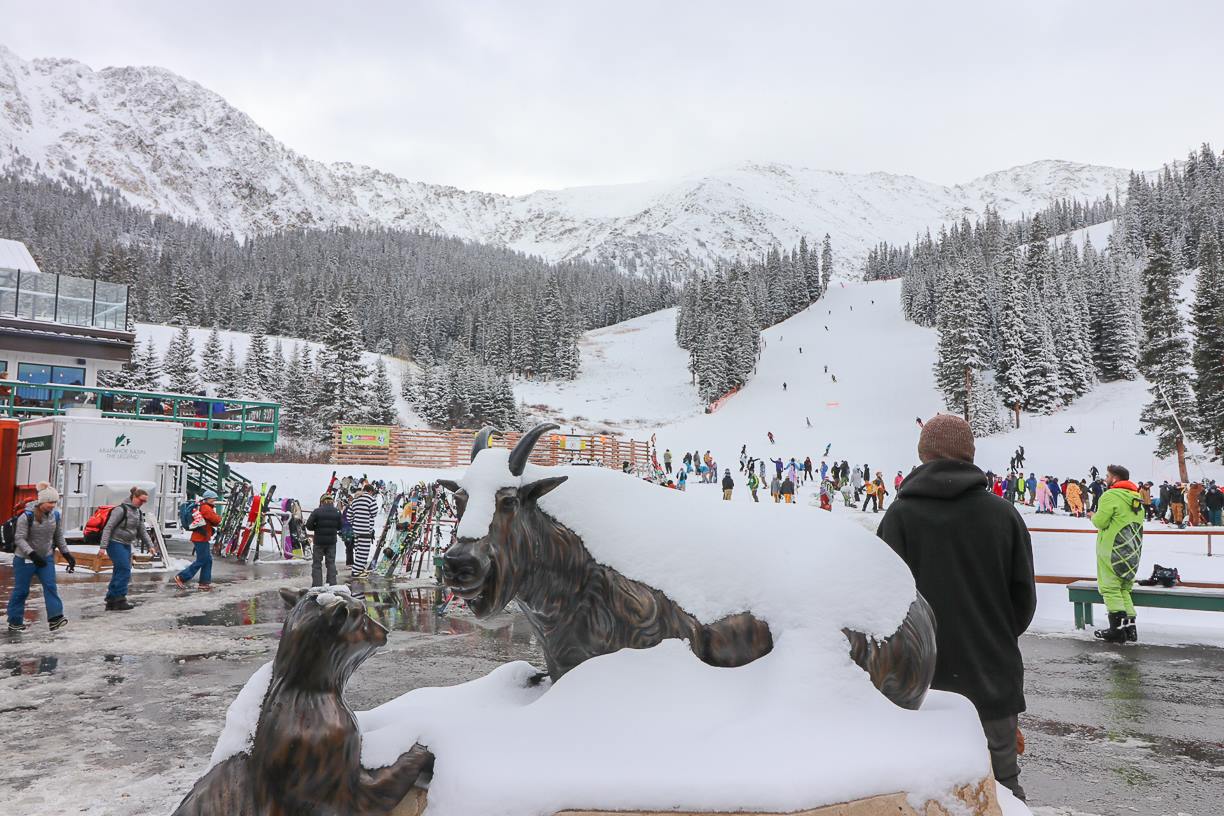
347;484;379;575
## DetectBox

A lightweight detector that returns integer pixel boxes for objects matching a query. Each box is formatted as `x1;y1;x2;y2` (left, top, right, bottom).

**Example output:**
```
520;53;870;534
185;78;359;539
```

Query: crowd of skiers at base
7;484;157;634
659;447;903;512
986;466;1224;528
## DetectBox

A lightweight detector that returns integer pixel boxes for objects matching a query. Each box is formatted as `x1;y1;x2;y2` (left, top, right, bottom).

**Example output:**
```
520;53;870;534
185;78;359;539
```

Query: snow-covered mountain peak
0;43;1138;274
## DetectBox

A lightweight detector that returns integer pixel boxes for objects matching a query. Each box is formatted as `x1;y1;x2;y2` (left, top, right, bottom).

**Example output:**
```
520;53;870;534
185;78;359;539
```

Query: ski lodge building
0;238;133;391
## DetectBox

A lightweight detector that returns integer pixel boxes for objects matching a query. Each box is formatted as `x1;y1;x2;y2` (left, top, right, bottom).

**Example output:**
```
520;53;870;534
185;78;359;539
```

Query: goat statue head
436;423;567;618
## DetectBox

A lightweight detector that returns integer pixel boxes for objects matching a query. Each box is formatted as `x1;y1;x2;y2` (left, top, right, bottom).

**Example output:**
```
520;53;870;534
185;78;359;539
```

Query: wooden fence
331;426;654;471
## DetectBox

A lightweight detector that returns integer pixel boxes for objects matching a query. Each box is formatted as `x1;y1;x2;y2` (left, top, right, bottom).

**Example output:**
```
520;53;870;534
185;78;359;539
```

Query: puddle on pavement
174;585;535;646
4;656;59;676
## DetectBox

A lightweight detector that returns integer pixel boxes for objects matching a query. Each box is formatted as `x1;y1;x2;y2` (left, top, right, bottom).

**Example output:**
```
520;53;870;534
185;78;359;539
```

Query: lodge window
15;363;87;408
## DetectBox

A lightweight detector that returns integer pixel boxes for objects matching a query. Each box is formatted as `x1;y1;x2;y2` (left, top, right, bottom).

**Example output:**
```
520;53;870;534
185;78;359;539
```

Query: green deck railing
0;380;279;454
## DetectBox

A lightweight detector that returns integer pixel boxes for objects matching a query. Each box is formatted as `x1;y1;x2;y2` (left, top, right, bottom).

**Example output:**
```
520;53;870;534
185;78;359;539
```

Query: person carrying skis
347;483;379;575
174;490;221;591
876;414;1035;801
721;469;735;501
101;487;153;612
1090;465;1144;643
747;469;760;502
7;485;74;633
306;493;343;587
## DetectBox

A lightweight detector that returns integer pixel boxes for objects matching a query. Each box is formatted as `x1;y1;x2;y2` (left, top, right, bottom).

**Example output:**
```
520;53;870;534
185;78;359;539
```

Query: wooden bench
1067;580;1224;628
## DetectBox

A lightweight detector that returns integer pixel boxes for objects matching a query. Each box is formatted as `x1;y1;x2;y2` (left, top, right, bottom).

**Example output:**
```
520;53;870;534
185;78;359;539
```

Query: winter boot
48;615;68;632
7;621;28;633
1094;611;1127;643
1124;615;1138;642
107;596;135;612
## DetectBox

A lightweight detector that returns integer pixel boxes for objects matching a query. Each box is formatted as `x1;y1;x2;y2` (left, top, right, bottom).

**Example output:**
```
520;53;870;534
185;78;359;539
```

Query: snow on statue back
438;423;937;709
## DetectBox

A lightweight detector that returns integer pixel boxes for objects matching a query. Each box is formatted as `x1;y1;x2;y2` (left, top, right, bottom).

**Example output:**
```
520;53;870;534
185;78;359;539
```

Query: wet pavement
1;543;1222;815
1019;634;1224;815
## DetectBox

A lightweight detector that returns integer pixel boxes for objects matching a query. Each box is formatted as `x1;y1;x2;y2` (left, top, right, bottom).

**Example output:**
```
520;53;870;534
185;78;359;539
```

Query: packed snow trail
521;277;1219;486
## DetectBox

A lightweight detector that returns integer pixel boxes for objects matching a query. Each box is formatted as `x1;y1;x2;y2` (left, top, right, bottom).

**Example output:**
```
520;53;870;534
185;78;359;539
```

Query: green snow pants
1096;547;1136;616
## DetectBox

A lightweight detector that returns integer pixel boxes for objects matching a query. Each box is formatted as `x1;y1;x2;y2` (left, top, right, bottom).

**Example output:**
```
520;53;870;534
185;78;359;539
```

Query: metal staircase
185;452;250;497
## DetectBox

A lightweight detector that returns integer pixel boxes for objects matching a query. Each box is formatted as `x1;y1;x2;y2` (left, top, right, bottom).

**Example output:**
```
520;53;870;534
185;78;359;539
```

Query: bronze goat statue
439;423;937;710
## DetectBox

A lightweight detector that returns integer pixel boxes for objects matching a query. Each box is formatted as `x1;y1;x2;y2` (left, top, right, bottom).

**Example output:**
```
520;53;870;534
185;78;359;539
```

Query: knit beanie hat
917;414;975;464
37;486;60;503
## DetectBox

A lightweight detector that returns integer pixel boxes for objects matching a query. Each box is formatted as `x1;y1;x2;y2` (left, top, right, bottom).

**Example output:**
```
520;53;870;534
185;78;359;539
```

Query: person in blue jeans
175;490;221;590
99;486;153;611
8;485;76;633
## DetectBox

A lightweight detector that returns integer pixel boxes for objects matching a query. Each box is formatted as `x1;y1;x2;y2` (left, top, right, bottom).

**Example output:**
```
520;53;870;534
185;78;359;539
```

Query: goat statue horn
508;423;559;476
471;427;499;462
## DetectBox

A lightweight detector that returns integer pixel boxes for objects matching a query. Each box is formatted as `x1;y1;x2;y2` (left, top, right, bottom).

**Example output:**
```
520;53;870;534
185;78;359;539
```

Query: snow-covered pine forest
888;144;1224;467
675;235;834;403
0;173;674;380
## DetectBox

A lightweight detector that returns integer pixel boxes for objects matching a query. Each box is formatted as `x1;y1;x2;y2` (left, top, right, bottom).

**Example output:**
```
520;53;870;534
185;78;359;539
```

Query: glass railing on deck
0;381;279;438
0;270;129;330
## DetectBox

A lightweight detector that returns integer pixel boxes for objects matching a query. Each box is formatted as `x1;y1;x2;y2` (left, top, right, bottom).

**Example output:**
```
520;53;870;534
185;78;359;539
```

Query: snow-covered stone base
391;774;1009;816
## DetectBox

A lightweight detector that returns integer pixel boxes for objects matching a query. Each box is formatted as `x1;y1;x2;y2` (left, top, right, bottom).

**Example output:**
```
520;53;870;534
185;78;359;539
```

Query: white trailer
16;411;187;535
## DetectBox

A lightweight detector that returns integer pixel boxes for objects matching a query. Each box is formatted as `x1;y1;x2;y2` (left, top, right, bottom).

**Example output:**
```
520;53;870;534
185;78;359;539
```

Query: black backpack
0;512;22;553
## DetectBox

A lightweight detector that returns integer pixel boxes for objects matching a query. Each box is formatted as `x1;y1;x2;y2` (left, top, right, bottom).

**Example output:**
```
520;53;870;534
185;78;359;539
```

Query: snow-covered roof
0;239;41;274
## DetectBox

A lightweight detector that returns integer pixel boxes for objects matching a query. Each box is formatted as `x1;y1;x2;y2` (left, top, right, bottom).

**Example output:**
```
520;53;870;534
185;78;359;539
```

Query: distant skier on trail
806;417;812;428
767;431;776;445
783;382;788;392
823;443;831;457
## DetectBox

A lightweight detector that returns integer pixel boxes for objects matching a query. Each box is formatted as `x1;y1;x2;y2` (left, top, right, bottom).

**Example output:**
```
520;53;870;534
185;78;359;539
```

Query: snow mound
207;660;271;771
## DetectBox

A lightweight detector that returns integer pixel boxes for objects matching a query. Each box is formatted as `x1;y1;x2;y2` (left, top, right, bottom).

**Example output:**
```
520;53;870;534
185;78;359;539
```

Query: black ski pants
312;543;337;587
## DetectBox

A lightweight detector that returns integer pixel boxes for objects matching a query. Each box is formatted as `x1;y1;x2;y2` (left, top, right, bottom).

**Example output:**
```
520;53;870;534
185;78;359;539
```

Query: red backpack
83;505;122;545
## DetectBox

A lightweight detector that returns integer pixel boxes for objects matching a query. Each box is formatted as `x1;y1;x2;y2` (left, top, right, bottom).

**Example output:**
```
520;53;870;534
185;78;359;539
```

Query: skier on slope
721;469;735;501
767;431;776;445
747;469;760;502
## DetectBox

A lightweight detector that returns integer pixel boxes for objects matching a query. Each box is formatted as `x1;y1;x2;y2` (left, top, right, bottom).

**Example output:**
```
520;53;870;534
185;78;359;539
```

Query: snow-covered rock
0;44;1135;276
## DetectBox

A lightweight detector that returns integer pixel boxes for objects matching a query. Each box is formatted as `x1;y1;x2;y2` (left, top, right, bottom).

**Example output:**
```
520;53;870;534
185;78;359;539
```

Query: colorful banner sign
339;425;391;447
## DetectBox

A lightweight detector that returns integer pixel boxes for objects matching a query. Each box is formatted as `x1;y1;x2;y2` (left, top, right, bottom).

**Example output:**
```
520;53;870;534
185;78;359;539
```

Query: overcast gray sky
4;0;1221;195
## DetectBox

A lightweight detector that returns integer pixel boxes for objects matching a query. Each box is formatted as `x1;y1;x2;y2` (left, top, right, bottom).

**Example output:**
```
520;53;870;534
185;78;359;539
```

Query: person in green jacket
746;470;760;502
1090;464;1145;643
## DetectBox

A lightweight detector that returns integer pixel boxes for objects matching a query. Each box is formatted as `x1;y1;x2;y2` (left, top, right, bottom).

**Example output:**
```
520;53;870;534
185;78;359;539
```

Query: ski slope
523;278;1217;485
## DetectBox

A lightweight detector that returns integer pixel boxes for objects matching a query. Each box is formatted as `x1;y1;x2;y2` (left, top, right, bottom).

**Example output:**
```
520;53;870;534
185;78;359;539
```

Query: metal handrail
1028;526;1221;557
0;379;280;440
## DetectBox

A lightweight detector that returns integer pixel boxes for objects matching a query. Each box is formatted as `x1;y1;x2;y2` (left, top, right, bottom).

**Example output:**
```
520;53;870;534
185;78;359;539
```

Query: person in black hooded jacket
305;494;343;587
877;414;1036;802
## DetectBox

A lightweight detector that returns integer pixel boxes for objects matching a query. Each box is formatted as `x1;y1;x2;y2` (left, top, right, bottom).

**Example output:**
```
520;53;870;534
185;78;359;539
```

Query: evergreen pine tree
994;247;1029;425
368;357;399;425
163;326;201;394
200;328;224;387
1138;231;1196;477
138;338;163;392
967;370;1007;436
820;234;833;294
1191;228;1224;458
216;343;241;398
316;296;371;437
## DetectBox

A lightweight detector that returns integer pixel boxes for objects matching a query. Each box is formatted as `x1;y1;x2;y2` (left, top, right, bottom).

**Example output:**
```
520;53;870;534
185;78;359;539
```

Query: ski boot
1093;611;1127;643
48;615;68;632
1124;614;1138;642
